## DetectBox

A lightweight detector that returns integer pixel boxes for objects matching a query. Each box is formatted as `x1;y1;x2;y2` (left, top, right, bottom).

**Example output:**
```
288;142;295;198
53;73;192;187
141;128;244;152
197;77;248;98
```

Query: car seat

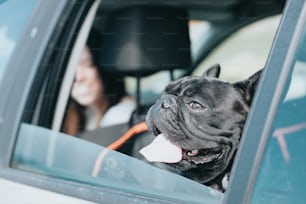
80;5;192;156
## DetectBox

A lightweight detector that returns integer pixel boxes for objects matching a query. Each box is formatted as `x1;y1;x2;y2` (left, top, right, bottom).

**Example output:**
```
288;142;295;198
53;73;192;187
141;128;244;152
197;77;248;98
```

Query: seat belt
107;121;148;150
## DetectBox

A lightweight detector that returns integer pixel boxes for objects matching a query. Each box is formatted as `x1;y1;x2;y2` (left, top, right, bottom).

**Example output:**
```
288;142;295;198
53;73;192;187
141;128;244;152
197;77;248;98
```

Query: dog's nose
161;101;170;109
160;95;176;109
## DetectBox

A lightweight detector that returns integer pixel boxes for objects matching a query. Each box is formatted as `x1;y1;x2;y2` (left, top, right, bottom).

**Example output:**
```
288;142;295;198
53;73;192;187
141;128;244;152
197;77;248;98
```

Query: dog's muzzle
159;94;177;109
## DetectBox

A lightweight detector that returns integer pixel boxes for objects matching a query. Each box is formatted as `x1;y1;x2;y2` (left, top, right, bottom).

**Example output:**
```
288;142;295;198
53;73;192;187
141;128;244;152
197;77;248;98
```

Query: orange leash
107;121;148;150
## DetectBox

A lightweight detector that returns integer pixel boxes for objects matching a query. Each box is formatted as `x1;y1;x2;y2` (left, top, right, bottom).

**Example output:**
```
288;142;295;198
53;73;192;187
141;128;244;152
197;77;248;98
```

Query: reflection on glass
13;123;223;204
0;0;36;84
251;26;306;203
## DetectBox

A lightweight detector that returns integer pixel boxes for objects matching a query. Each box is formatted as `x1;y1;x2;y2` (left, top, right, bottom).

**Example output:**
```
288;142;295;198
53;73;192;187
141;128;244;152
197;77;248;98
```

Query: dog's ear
202;64;221;78
234;69;263;105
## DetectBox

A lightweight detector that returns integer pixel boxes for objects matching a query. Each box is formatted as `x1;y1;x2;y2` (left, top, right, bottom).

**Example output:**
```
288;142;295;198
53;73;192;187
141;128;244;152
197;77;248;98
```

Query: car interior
66;5;192;155
56;0;285;156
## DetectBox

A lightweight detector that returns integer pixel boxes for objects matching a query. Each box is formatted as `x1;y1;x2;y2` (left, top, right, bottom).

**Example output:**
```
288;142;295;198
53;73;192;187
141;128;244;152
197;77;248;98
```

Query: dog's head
140;64;262;189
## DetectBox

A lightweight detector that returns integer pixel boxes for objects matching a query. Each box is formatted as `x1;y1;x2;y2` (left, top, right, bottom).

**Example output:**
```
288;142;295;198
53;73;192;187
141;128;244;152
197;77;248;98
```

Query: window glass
251;25;306;203
193;15;281;82
0;0;37;85
13;123;222;203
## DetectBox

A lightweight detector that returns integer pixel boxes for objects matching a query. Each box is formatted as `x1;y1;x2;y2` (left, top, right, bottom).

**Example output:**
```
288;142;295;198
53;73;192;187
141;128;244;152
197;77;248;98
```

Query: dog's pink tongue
140;134;182;163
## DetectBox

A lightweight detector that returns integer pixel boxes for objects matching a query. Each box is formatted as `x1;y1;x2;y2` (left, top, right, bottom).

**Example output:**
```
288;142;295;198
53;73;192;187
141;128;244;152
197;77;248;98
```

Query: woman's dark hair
63;28;128;134
87;28;126;106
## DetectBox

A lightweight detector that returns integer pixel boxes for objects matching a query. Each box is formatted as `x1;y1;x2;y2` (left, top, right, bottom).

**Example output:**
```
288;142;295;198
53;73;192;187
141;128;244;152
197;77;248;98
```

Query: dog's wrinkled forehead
164;76;198;95
164;76;231;99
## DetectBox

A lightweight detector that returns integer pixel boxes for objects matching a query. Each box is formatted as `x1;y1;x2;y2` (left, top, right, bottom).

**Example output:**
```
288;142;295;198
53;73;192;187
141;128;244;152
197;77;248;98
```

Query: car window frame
51;0;101;132
0;0;37;85
0;0;301;203
0;0;121;202
0;0;69;166
30;1;95;129
224;0;306;203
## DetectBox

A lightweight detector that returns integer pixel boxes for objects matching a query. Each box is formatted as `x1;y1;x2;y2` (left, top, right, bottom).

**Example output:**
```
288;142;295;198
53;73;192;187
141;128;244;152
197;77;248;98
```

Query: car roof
99;0;285;21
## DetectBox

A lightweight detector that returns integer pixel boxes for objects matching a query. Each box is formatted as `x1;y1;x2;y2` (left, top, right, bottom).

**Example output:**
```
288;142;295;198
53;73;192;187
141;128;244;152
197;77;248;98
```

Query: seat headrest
99;6;191;76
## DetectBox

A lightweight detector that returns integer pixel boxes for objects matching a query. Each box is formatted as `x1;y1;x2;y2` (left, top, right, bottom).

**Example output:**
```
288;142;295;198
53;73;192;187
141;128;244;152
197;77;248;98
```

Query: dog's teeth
187;149;199;156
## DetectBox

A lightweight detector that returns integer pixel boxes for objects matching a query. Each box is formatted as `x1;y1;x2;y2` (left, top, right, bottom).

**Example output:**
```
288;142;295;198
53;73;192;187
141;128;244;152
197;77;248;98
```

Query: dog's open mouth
182;147;222;165
140;133;223;165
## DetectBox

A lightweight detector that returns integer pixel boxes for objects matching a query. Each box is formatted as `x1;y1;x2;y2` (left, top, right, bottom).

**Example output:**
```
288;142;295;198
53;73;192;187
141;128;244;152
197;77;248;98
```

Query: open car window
7;0;287;203
9;1;223;203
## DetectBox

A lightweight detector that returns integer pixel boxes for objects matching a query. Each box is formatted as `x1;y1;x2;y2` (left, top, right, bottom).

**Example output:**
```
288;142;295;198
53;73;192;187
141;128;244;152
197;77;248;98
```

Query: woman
63;29;135;136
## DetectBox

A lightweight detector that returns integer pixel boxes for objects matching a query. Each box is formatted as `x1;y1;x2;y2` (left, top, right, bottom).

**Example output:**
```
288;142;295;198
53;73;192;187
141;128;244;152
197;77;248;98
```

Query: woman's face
71;47;104;106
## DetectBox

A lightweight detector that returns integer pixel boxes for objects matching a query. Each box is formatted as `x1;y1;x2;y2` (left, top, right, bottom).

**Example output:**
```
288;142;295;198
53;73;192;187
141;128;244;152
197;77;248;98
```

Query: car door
2;0;303;203
225;0;306;203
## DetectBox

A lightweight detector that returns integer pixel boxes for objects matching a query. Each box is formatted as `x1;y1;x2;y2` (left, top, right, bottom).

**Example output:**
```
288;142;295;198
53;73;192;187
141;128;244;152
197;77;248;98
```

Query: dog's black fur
145;64;262;191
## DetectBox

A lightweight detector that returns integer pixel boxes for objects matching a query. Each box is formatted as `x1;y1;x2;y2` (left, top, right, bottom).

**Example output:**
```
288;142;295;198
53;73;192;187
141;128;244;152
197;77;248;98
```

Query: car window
13;123;223;203
7;1;285;203
251;23;306;204
192;15;281;81
0;0;37;85
9;3;223;204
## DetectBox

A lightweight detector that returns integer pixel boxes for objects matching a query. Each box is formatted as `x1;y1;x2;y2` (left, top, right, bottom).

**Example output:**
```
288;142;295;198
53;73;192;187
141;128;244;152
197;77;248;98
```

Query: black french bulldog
140;64;262;192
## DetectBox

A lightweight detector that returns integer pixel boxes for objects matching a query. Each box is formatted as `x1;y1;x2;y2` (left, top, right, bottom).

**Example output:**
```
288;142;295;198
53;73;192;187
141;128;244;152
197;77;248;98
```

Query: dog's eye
189;101;204;110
